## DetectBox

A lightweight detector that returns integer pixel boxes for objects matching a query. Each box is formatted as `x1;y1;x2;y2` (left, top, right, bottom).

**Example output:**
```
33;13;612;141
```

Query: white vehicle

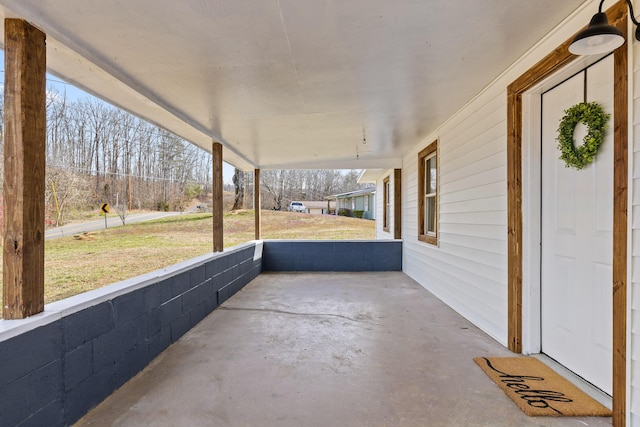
288;201;307;213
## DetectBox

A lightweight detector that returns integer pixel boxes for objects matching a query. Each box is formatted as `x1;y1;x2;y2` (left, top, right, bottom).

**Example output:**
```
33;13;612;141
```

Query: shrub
185;183;204;199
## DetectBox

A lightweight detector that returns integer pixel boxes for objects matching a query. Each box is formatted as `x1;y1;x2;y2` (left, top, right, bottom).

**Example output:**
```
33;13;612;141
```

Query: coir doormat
474;357;611;417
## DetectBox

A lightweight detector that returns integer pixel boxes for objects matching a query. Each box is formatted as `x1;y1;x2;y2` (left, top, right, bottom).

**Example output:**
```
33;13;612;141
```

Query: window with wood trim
418;141;438;245
383;176;390;232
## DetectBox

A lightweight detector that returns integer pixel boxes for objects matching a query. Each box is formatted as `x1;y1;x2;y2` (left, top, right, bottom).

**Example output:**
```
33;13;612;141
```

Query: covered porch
0;0;632;425
76;271;610;427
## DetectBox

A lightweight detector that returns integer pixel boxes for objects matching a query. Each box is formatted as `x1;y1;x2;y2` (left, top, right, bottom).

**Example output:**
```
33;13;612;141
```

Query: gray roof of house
326;187;376;199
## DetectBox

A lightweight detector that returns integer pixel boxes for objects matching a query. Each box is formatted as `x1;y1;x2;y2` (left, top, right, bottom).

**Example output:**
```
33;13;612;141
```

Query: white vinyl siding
402;89;508;343
374;4;638;420
388;0;591;344
387;2;601;346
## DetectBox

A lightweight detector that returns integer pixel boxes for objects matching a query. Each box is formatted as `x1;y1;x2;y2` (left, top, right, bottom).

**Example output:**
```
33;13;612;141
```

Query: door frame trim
506;1;627;424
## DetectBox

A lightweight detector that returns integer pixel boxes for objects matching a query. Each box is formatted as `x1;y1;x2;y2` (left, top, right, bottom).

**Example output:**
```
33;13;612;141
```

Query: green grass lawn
0;210;375;306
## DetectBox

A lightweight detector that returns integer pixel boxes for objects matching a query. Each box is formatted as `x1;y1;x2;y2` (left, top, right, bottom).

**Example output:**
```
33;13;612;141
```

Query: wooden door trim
506;1;627;424
393;169;402;239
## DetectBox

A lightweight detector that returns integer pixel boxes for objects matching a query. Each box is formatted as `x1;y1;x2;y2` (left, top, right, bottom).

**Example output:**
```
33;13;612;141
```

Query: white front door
540;56;613;395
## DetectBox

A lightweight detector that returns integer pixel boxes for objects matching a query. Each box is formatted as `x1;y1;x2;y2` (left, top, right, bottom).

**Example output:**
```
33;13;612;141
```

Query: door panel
540;56;613;395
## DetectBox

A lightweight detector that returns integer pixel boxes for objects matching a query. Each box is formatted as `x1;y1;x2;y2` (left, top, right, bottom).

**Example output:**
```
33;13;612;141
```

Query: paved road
44;211;181;240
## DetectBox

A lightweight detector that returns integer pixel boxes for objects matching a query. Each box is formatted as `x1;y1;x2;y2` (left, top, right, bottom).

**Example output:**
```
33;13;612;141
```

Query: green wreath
556;101;610;170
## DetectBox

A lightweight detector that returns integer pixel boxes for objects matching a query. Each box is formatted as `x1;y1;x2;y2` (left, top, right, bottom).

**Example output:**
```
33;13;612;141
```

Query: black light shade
569;12;625;55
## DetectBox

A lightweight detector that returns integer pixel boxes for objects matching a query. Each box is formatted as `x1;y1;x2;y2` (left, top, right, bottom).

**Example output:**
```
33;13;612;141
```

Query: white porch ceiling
0;0;586;170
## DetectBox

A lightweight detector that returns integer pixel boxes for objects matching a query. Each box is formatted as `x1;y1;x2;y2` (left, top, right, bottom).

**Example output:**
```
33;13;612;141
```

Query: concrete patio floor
75;272;611;426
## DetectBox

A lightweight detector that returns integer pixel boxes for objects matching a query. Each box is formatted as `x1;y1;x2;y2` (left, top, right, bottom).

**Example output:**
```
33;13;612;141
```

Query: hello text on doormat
474;357;611;417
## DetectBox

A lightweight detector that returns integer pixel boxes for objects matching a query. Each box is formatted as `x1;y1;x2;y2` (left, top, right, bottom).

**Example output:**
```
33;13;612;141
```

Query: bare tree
261;170;287;210
116;195;128;225
232;168;245;210
45;167;91;227
2;88;216;220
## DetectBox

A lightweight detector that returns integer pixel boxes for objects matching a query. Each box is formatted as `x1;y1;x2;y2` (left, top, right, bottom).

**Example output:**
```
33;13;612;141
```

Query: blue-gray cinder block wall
0;243;260;427
262;240;402;271
0;239;402;426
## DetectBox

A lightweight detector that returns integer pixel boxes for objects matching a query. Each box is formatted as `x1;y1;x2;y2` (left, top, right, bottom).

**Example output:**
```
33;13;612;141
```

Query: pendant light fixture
569;0;640;55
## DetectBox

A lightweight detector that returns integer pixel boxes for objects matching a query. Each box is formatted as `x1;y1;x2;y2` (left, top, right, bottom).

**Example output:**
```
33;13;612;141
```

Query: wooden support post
612;8;628;424
212;142;223;252
3;19;46;319
254;169;261;240
393;169;402;239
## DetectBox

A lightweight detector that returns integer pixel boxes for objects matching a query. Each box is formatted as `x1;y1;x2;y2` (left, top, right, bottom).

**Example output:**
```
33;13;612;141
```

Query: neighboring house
327;188;376;220
303;200;335;215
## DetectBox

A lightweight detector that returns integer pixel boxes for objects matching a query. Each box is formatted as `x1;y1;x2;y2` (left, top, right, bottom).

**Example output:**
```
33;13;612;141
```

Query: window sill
418;234;437;246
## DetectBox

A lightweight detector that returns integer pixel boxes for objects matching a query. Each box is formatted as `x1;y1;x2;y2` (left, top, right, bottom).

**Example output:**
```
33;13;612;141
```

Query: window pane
427;156;437;194
424;195;428;231
426;196;436;233
424;159;429;194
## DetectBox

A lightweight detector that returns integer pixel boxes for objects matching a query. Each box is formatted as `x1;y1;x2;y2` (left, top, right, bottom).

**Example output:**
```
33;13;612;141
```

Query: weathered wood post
254;168;261;240
3;19;47;319
212;142;223;252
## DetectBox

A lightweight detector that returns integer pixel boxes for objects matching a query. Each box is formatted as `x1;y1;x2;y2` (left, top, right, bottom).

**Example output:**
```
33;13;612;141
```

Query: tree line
0;88;368;227
231;169;366;211
44;90;213;217
0;89;213;226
